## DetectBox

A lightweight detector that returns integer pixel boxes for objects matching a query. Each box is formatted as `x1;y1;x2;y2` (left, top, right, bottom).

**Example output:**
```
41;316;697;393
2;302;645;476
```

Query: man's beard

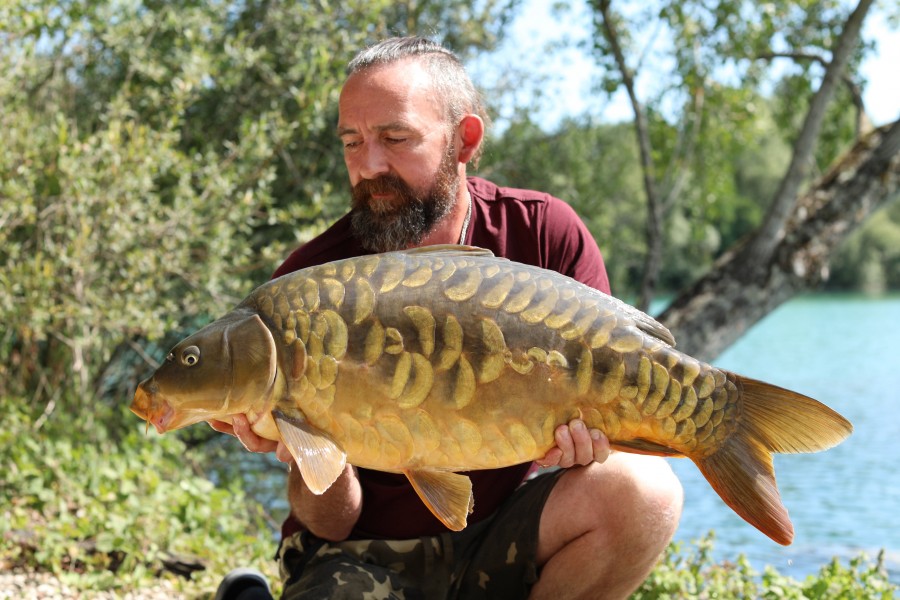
350;145;459;253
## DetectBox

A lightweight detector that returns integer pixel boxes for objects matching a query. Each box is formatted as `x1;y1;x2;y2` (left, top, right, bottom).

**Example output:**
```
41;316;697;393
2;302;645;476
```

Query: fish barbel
131;245;852;544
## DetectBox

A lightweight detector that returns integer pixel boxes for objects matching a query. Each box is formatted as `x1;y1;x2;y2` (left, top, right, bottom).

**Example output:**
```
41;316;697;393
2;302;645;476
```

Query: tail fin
694;375;852;546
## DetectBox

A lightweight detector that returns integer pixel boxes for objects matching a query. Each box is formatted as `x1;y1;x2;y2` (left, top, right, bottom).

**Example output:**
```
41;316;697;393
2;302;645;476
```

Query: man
212;36;683;600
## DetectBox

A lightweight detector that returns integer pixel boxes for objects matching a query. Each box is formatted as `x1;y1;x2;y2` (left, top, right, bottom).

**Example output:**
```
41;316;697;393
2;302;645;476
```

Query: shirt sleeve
540;198;611;294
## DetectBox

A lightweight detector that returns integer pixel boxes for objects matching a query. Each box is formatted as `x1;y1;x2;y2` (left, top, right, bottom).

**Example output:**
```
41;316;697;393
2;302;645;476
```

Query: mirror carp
132;245;852;545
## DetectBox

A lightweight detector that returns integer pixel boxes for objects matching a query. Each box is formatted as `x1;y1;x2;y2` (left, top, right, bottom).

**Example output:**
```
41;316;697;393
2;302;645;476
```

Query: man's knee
600;453;683;549
533;456;683;597
553;453;683;544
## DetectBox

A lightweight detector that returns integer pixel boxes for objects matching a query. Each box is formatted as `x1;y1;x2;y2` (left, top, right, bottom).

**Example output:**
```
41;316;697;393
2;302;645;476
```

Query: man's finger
536;447;563;468
275;443;294;464
208;420;235;436
569;419;594;465
554;424;575;468
226;414;280;454
590;429;611;464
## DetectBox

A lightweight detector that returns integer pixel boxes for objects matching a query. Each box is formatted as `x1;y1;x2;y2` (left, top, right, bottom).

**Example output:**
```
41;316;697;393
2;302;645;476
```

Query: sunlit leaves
0;0;517;406
633;533;897;598
0;397;279;593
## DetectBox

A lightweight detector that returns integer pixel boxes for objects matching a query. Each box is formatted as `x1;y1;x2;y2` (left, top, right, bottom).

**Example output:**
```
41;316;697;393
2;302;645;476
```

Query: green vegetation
1;0;898;597
480;109;900;297
0;395;282;595
635;534;896;599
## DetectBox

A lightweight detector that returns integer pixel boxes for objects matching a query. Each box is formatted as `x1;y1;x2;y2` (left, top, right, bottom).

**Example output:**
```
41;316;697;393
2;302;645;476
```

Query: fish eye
181;346;201;367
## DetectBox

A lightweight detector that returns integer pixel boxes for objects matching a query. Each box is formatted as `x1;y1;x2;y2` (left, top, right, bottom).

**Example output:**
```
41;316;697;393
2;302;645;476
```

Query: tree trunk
658;120;900;362
596;0;664;313
738;0;875;270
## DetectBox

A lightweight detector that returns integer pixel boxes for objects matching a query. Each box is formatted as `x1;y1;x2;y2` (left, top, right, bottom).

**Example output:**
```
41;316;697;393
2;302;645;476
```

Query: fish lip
149;403;175;434
133;382;176;434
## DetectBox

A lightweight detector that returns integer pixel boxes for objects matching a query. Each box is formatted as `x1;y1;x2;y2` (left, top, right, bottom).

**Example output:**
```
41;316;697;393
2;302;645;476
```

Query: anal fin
403;469;474;531
273;408;346;495
611;438;683;457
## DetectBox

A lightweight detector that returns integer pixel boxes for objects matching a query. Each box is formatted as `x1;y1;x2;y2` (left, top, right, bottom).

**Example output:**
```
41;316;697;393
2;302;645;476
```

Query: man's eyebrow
336;122;415;137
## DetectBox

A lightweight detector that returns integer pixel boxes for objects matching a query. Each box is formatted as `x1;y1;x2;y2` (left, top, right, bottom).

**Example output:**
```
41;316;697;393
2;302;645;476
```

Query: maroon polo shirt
275;176;610;539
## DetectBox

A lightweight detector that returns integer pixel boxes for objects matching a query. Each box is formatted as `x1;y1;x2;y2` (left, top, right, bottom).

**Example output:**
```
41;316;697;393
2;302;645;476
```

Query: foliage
483;98;899;299
635;533;898;599
0;394;282;595
576;0;892;304
826;199;900;294
0;0;517;413
481;117;648;294
482;104;810;297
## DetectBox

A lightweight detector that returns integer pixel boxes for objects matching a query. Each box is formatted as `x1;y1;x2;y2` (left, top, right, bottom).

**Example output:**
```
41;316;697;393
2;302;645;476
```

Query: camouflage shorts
277;469;564;600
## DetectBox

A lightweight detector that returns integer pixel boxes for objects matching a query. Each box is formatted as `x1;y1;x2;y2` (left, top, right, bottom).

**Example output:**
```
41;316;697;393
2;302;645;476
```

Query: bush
0;395;281;596
635;532;897;599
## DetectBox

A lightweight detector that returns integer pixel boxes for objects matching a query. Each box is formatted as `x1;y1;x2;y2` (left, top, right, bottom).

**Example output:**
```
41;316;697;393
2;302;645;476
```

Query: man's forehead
338;60;444;129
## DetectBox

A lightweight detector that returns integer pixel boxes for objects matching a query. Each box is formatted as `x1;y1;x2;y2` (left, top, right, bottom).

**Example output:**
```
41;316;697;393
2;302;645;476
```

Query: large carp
132;246;852;544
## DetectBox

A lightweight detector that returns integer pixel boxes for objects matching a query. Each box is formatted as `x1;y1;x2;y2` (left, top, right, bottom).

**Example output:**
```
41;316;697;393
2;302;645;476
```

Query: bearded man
212;36;683;600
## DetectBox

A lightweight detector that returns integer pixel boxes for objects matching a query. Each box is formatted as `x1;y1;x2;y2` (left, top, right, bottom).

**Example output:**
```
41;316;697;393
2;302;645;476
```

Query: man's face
338;60;462;252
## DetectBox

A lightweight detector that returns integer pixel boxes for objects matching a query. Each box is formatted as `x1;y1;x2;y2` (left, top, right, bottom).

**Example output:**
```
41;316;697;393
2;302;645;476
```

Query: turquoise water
667;294;900;581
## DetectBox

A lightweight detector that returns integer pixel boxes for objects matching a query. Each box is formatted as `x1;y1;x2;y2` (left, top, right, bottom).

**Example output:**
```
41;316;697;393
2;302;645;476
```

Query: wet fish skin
131;245;852;543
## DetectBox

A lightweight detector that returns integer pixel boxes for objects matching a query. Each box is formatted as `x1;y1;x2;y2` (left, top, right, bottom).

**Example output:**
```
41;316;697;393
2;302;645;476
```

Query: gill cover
226;311;279;413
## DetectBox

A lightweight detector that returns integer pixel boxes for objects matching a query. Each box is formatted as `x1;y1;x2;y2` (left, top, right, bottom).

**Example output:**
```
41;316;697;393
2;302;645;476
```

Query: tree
480;117;648;294
663;120;899;360
582;0;897;356
0;0;518;417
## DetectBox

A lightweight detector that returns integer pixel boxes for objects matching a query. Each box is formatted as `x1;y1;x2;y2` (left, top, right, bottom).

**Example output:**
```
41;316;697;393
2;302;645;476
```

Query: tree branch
595;0;663;311
738;0;875;271
756;50;870;137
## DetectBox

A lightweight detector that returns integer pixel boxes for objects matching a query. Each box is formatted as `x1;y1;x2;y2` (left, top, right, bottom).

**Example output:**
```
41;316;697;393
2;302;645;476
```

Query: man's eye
384;137;406;145
343;140;361;149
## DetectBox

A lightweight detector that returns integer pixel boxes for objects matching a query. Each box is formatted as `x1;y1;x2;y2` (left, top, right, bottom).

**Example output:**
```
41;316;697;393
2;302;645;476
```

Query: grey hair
348;36;489;167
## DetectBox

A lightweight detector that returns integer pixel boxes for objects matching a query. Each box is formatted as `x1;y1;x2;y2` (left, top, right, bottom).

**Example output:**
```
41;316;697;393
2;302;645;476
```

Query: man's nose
358;143;390;180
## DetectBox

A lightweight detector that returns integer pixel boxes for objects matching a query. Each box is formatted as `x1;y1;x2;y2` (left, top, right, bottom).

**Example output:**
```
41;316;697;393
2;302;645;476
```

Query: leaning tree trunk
658;119;900;362
739;0;875;269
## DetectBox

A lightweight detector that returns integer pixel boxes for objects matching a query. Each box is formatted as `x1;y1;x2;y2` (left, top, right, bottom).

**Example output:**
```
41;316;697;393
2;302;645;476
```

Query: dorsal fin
394;244;496;258
593;293;676;347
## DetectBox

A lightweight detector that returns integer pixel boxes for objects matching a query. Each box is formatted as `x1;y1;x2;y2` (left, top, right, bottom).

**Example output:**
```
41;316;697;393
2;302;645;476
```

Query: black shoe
214;567;273;600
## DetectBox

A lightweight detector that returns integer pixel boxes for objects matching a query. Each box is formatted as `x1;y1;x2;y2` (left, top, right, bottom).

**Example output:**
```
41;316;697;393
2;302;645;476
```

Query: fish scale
132;245;852;543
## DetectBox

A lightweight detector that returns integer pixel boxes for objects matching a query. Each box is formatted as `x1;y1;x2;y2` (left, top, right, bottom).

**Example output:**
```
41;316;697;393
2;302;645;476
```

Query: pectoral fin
402;469;474;531
273;408;346;495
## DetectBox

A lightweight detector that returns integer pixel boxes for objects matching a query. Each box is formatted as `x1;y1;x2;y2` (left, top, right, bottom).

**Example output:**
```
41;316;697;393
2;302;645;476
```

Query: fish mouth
131;381;176;434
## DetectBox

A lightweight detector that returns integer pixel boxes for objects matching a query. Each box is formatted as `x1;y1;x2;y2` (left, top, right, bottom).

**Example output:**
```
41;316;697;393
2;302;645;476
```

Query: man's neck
416;181;471;248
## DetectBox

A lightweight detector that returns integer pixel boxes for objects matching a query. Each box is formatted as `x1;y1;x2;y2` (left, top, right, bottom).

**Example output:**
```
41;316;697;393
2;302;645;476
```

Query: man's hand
211;415;361;539
536;419;611;468
208;415;294;463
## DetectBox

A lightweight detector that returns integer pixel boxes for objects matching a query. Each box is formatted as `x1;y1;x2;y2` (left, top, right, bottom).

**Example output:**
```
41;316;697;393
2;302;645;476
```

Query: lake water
664;294;900;582
223;294;900;582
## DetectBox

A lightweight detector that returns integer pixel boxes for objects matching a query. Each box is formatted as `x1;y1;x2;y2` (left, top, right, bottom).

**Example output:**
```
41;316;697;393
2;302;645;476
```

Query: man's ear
456;115;484;164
